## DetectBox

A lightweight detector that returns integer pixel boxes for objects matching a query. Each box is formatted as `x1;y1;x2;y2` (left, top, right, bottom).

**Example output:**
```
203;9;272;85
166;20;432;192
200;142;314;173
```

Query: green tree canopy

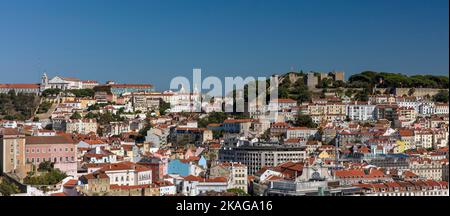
294;114;317;128
41;88;62;97
70;111;82;120
433;90;449;103
66;89;95;98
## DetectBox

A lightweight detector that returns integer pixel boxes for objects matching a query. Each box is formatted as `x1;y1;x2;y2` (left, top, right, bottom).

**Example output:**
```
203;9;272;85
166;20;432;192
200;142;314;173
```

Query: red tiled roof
109;84;153;88
273;98;297;103
110;184;151;190
99;162;151;172
398;129;414;137
287;127;313;131
83;139;106;145
26;136;76;145
183;175;227;182
0;84;40;89
50;192;67;196
63;179;78;187
0;128;22;136
223;119;254;123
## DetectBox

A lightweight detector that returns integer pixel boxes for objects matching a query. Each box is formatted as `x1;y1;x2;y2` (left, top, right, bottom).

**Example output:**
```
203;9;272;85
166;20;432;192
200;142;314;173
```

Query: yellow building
318;151;331;159
393;140;410;153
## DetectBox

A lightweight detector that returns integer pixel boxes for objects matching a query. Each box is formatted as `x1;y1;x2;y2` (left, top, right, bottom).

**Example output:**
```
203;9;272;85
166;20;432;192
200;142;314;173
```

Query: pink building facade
25;136;77;176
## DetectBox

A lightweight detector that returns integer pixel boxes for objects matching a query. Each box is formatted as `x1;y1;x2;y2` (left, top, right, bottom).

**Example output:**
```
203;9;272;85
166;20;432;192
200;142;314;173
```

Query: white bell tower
40;72;48;91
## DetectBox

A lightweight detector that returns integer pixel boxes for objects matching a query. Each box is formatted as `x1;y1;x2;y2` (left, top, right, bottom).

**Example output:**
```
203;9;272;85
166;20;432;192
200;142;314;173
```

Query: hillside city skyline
2;68;449;91
0;0;448;201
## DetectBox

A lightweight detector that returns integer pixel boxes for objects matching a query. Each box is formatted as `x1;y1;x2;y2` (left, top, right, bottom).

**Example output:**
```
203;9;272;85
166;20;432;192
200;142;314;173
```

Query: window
65;148;68;152
26;149;29;153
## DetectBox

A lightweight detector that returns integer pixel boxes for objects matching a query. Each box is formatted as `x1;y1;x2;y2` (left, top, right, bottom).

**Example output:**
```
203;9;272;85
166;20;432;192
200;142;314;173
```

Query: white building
435;103;449;115
65;119;98;135
100;162;152;186
41;73;83;91
346;101;376;121
286;127;318;140
210;162;248;193
181;175;228;196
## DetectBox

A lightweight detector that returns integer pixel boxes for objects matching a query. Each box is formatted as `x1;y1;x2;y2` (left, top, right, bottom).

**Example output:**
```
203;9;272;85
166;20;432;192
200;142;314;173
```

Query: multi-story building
0;84;40;94
414;129;434;149
181;175;228;196
286;127;318;140
65;119;98;135
369;156;410;171
335;168;392;185
397;107;417;122
398;129;415;149
40;73;83;90
346;101;376;121
443;163;449;182
0;128;26;175
396;97;420;112
223;119;255;135
106;122;131;136
375;104;399;121
419;102;435;116
356;180;449;196
270;122;290;137
131;93;161;113
435;103;449;115
267;179;360;196
79;171;110;195
210;162;248;192
409;158;445;181
99;162;152;186
81;80;99;89
25;135;77;176
219;142;307;175
268;99;297;111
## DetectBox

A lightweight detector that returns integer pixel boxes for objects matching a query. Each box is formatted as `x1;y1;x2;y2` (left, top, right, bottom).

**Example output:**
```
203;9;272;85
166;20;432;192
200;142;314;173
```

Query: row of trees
348;71;449;89
41;88;95;98
197;111;251;128
78;111;125;124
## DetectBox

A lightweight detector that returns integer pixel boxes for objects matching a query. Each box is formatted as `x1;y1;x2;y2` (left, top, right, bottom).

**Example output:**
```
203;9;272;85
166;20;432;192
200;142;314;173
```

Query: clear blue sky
0;0;448;90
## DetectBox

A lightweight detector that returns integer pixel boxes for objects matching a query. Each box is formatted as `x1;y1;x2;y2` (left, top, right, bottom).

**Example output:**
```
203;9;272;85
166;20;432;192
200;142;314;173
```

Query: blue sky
0;0;448;90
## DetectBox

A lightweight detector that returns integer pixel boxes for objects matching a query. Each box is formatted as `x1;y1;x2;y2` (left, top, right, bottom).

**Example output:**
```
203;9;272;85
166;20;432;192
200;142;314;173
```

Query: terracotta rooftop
26;136;76;145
